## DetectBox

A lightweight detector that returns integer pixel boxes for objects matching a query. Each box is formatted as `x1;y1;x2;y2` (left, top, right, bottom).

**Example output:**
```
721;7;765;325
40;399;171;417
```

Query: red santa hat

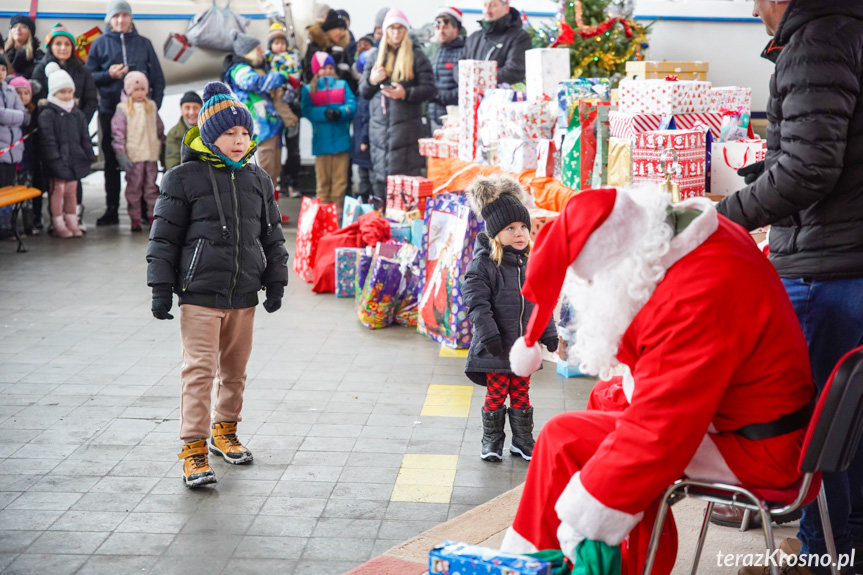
510;188;649;376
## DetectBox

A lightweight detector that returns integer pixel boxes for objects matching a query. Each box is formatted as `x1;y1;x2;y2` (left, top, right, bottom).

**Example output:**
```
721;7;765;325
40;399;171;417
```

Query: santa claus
500;186;815;571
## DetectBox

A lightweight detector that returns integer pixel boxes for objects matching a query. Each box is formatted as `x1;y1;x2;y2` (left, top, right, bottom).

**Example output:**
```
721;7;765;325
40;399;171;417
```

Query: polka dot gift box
618;77;714;116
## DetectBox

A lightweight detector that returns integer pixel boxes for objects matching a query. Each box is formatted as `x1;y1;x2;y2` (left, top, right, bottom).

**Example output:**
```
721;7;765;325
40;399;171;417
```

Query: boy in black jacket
146;82;289;488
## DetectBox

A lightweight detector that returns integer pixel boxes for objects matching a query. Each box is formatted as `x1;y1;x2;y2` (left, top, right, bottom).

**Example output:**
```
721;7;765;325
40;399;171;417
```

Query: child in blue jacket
300;52;356;213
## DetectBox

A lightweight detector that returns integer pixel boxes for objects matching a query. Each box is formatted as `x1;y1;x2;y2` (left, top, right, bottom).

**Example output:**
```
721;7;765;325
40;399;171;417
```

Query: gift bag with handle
293;197;338;282
710;139;766;196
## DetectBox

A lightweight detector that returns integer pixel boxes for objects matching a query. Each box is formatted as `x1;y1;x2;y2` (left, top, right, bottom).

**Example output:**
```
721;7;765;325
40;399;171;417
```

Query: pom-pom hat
465;174;531;240
45;61;75;96
311;51;336;76
197;81;255;149
45;23;76;49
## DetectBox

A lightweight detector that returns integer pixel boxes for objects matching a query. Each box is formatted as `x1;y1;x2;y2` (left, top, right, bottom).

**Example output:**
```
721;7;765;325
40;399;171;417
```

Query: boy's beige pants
179;304;256;442
315;152;349;205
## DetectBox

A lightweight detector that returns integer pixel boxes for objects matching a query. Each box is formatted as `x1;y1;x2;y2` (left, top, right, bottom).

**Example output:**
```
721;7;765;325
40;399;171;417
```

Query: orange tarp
426;157;580;212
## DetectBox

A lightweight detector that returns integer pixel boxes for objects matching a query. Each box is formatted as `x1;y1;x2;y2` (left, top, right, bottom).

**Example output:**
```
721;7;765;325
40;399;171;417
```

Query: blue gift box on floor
429;541;551;575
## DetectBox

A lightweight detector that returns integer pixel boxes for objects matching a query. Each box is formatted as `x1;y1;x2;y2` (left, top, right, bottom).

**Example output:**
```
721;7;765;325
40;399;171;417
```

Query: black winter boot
480;408;507;462
508;406;535;461
96;205;119;226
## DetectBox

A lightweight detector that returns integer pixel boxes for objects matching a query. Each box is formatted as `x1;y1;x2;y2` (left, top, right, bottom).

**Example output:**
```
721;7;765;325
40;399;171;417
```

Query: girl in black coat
359;9;436;203
462;175;557;463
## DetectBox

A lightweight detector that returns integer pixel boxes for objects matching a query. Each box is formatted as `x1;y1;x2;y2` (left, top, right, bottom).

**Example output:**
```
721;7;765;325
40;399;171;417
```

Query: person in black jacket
146;82;289;488
359;9;436;203
4;15;44;80
462;175;557;463
37;63;95;239
303;10;355;93
429;7;465;131
715;0;863;570
460;0;532;86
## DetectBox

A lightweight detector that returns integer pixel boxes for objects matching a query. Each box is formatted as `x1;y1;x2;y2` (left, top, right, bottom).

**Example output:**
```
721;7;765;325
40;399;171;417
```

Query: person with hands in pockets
146;82;289;488
462;174;557;463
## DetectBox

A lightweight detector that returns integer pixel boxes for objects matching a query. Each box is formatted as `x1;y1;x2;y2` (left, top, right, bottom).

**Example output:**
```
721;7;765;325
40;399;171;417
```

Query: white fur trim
571;190;648;281
500;527;538;555
510;336;542;377
622;365;634;403
555;472;643;546
557;521;586;564
683;432;741;484
658;197;718;270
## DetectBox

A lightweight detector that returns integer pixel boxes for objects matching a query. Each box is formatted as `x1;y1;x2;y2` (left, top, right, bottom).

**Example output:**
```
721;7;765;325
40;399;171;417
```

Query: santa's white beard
563;190;673;380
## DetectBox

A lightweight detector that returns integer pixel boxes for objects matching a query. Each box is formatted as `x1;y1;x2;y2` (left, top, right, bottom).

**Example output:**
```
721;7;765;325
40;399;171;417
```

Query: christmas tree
526;0;650;82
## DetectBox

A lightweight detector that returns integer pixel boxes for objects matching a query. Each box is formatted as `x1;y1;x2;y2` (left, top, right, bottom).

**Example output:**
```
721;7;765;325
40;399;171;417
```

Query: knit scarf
48;95;74;112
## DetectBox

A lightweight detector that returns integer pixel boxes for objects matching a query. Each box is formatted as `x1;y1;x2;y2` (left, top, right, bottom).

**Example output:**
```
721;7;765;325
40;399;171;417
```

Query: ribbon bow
664;75;679;82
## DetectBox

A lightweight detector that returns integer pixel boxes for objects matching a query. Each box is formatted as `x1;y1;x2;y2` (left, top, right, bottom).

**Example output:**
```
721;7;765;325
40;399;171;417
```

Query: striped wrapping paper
673;112;723;139
608;111;663;140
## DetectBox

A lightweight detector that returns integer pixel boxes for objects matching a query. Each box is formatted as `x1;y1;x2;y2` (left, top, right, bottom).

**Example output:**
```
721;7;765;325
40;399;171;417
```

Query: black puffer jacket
31;54;99;125
303;22;356;93
716;0;863;280
36;100;96;182
359;44;437;185
461;8;532;86
428;36;464;125
462;233;556;384
5;44;44;80
146;128;289;309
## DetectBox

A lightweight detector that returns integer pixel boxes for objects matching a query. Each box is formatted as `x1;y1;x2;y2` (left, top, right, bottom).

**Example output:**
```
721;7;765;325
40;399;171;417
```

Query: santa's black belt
729;398;815;441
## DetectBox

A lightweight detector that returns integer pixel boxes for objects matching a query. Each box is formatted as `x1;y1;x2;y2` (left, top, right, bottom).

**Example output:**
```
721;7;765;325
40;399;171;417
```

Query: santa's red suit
501;188;814;572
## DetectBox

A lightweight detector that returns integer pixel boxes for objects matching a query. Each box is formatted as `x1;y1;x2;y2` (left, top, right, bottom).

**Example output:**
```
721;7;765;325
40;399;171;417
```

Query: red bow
665;75;679;81
552;23;575;47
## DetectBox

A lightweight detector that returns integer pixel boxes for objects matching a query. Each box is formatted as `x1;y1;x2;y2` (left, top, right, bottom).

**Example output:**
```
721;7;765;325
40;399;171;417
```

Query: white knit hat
45;62;75;96
382;8;411;31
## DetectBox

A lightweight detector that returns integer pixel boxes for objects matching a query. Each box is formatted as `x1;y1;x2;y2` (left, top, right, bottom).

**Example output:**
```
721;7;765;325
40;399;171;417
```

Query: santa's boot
508;406;535;461
64;214;83;237
178;440;217;488
480;408;506;462
51;216;73;238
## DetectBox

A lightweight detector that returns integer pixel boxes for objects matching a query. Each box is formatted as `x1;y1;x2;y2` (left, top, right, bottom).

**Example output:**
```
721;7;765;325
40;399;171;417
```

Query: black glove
325;108;342;122
151;284;174;320
542;337;559;353
737;160;765;185
483;334;503;357
263;284;284;313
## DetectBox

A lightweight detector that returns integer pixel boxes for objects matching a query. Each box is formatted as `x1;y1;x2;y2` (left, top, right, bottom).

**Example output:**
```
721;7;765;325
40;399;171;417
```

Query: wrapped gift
356;255;402;329
411;219;426;248
418;138;438;157
74;27;102;63
633;129;707;199
529;209;558;243
557;78;611;134
343;195;374;228
387;175;434;214
607;137;633;187
477;89;515;147
608;111;663;141
418;193;484;349
500;100;556;141
334;247;363;298
561;100;608;190
672;112;723;139
355;251;374;302
393;243;422;327
535;139;557;178
712;86;752;114
164;32;194;63
458;60;498;162
525;48;571;102
294;197;338;283
592;104;617;187
429;541;551;575
625;60;709;81
618;78;713;115
390;222;412;242
498;139;538;173
711;139;767;196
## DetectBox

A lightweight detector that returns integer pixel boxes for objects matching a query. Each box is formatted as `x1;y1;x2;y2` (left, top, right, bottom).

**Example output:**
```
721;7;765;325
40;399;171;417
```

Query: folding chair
643;345;863;575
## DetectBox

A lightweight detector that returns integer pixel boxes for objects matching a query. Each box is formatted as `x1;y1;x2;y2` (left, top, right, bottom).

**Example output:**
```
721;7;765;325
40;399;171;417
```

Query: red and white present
710;139;767;196
498;139;538;173
293;197;338;283
711;86;752;114
419;138;455;159
458;60;498;162
673;112;723;139
164;33;194;63
633;129;707;199
387;175;434;213
500;100;556;141
608;111;663;140
536;138;557;178
618;78;713;115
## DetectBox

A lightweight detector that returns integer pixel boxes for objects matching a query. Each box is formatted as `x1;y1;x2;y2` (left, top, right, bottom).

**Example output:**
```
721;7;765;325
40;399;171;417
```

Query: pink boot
64;214;83;237
51;216;73;238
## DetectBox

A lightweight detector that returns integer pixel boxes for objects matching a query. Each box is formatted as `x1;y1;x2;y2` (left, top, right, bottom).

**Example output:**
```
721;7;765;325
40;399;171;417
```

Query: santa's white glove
510;336;542;377
557;521;586;565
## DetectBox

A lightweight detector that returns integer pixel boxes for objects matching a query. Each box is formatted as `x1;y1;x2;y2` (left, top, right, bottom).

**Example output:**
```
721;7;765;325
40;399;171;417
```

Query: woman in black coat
4;15;44;79
32;24;99;125
359;9;436;203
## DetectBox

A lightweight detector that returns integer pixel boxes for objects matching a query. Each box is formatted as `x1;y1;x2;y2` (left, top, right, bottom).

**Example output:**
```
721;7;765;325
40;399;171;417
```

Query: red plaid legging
484;372;531;411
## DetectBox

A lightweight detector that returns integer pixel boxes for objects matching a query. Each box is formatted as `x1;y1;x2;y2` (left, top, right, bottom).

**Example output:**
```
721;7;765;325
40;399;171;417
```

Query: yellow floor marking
439;345;469;358
390;454;459;504
420;385;473;418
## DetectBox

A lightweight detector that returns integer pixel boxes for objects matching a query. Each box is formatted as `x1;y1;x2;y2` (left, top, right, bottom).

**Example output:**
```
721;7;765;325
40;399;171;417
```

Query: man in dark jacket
429;7;465;131
86;0;165;227
303;10;355;93
715;0;863;571
460;0;532;86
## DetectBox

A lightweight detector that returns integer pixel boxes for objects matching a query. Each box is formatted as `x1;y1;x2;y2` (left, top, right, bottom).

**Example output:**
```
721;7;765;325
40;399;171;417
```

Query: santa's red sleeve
555;291;743;545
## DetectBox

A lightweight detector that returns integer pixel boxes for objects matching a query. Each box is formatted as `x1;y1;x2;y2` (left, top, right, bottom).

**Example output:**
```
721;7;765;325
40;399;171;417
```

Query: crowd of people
0;0;534;237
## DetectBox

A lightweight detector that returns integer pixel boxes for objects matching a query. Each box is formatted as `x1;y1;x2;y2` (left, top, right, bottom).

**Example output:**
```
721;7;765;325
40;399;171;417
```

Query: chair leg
642;490;674;575
11;204;27;253
816;485;841;575
758;501;779;575
689;501;714;575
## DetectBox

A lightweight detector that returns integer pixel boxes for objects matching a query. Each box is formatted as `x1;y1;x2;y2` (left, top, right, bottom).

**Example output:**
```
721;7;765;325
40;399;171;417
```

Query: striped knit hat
197;82;255;148
268;23;288;48
45;23;76;49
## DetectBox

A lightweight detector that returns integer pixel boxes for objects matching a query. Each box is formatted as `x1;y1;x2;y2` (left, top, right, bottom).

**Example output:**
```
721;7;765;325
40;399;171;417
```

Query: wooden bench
0;185;42;253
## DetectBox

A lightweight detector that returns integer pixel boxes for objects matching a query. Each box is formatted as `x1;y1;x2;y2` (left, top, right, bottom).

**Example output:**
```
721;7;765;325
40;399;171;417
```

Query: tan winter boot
209;422;253;464
178;440;217;488
64;214;83;237
51;216;73;238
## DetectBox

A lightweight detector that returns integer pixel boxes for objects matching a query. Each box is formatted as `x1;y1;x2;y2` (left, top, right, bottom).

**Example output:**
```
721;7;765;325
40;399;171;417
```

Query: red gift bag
293;197;338;283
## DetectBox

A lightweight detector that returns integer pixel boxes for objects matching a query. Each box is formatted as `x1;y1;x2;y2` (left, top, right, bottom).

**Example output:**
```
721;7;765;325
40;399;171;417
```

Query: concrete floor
0;175;797;574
